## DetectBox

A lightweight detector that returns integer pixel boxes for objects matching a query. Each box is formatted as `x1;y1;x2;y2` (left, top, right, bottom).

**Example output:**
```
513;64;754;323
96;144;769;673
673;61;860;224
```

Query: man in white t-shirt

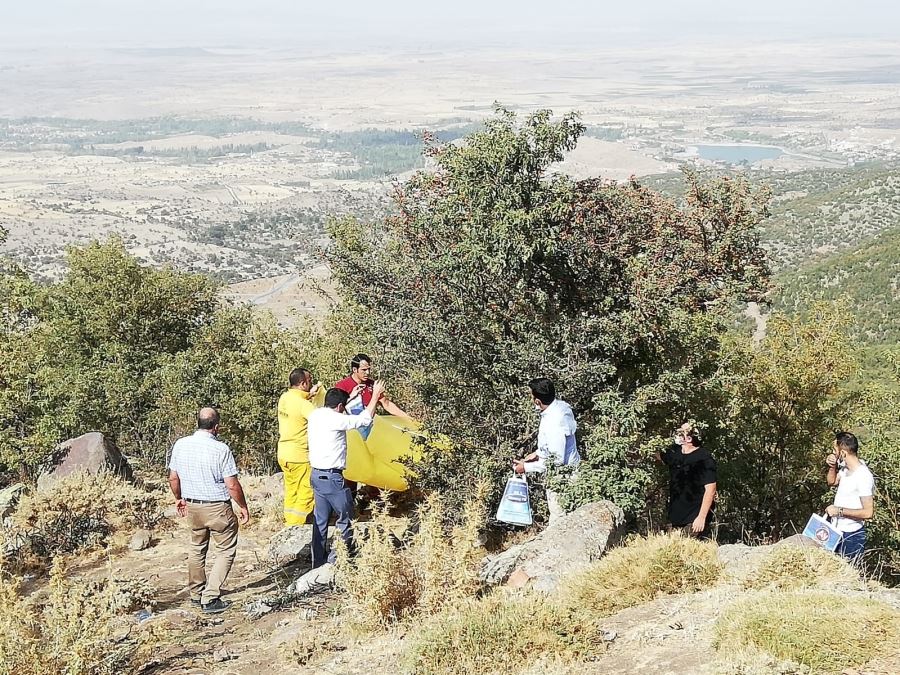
824;431;875;564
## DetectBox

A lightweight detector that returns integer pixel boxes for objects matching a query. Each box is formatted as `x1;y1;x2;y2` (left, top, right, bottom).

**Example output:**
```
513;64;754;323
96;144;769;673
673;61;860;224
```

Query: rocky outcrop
268;525;312;566
480;500;626;592
37;432;133;492
129;529;153;551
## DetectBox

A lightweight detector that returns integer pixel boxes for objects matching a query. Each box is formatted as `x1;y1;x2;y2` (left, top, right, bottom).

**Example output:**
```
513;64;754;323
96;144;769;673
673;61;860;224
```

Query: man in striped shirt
168;407;249;614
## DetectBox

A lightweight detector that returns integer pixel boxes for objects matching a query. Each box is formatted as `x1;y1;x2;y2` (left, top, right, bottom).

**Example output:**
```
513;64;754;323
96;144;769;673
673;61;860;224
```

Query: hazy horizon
2;0;898;49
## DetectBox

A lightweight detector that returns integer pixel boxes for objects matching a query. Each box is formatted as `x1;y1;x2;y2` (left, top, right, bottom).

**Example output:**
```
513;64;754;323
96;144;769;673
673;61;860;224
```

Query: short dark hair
528;378;556;406
350;353;371;373
835;431;859;455
289;367;311;387
197;407;220;430
324;388;350;410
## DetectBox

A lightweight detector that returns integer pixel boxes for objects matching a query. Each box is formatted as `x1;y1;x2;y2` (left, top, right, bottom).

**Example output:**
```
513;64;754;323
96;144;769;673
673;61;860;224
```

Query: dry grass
741;545;861;592
336;487;486;631
558;533;722;615
402;593;602;675
8;471;162;571
0;559;164;675
714;591;900;674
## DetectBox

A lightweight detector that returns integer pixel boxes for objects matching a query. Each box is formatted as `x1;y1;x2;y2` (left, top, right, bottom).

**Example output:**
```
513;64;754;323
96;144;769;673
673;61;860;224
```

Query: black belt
313;467;344;473
185;498;230;504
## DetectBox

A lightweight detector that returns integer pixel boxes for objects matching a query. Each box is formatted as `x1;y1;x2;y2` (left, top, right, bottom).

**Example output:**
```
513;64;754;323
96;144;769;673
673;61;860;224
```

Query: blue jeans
310;468;355;568
837;528;866;565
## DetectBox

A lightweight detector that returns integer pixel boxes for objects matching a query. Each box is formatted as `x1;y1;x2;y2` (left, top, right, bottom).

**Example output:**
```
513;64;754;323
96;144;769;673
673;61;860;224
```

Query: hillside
775;225;900;346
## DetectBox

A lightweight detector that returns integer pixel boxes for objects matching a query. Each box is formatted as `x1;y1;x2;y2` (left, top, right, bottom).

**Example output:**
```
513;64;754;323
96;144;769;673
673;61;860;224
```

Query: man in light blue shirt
168;407;249;614
513;378;580;523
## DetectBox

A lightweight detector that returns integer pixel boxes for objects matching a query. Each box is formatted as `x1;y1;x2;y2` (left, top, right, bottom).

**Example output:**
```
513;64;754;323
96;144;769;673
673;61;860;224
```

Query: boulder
37;432;133;492
0;483;27;519
268;525;313;566
129;529;153;551
480;500;625;593
287;562;335;596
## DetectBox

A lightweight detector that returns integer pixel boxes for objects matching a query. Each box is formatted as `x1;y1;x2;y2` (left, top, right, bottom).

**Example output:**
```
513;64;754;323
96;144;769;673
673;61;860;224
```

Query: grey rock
480;500;626;592
244;601;274;619
212;648;231;662
268;525;313;566
287;562;335;596
0;483;26;519
37;432;133;492
129;529;152;551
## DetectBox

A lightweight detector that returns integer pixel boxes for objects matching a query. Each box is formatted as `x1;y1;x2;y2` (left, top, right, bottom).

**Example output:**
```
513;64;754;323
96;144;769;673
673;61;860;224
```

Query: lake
694;144;784;163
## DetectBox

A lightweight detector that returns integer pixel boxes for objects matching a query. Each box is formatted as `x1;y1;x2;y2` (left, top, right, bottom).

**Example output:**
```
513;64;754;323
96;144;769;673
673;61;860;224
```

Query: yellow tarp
311;386;421;491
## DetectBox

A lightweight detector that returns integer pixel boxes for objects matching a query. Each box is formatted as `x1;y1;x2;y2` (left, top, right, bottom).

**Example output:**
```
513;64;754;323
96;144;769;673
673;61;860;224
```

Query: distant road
250;273;300;304
223;184;242;205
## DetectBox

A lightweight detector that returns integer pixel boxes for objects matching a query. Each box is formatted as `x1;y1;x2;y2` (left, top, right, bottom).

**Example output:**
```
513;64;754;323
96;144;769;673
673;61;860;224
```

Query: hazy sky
2;0;898;48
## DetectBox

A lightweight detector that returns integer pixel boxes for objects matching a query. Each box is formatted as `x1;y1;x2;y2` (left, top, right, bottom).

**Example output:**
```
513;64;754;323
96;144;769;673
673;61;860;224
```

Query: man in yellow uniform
277;368;320;525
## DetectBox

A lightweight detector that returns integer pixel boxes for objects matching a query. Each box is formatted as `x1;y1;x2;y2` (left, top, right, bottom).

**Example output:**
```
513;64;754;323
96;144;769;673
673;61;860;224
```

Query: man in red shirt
334;353;408;439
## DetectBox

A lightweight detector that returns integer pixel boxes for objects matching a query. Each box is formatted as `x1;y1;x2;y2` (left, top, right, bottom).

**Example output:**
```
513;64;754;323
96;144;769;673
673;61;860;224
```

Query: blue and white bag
495;474;533;526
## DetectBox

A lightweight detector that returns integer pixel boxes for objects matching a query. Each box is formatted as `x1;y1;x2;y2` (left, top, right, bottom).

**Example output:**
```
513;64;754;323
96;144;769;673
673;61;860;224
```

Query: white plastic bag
495;474;533;526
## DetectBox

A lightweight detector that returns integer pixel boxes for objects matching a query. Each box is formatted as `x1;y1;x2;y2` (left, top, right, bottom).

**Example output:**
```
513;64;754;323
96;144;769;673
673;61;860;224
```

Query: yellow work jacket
277;388;316;463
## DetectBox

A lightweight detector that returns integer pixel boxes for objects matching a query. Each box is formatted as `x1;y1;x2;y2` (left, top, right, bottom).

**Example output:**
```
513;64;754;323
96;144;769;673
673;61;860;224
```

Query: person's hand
512;460;526;475
372;380;386;400
309;382;321;397
350;383;365;399
825;505;839;518
237;505;250;525
691;514;706;533
175;498;187;517
825;453;838;468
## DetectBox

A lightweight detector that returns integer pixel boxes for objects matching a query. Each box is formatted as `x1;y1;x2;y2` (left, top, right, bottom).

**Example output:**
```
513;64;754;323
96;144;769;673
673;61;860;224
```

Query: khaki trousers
187;501;238;604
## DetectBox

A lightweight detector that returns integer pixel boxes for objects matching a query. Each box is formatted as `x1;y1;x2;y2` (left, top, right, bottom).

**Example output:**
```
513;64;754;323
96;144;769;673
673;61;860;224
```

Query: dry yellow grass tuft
0;559;164;675
741;545;861;592
402;592;602;675
336;486;486;631
558;533;722;615
714;591;900;674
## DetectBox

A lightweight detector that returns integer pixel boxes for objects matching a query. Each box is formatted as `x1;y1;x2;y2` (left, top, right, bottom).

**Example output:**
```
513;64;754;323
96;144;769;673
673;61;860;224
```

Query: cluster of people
166;365;876;614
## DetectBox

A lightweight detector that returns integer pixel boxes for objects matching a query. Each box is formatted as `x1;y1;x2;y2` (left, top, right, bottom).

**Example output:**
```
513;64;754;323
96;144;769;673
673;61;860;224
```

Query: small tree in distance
327;108;772;519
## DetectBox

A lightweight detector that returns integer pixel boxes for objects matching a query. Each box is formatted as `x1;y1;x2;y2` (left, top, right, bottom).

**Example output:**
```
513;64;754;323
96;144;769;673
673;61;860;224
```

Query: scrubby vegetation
336;490;485;631
401;534;722;675
0;561;163;675
715;592;900;673
6;471;161;571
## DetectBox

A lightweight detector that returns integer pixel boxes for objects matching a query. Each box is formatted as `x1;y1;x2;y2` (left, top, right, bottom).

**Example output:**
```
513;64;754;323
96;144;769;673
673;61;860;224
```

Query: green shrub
326;108;772;521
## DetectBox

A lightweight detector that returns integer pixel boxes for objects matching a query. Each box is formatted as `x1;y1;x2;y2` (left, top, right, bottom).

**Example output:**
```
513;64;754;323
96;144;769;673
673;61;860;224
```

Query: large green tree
326;109;772;517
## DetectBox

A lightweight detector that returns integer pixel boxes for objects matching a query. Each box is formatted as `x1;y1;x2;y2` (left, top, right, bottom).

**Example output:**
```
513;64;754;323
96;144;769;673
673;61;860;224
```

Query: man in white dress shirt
513;378;581;524
307;381;385;568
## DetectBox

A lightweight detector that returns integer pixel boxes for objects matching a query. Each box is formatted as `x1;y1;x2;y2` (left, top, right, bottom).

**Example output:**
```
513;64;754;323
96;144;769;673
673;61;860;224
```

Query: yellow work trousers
279;459;314;525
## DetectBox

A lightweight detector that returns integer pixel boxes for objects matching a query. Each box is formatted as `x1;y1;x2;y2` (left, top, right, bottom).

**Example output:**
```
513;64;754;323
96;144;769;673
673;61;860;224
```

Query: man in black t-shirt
658;422;717;539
